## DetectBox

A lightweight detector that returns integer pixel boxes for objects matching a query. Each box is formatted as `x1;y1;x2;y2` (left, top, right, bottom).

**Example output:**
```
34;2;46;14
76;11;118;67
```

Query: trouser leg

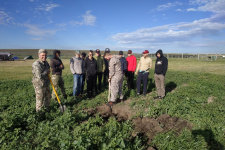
154;74;162;97
118;75;124;99
159;75;165;97
136;72;142;94
98;72;102;90
81;73;86;94
34;86;44;112
110;80;120;102
51;75;59;99
73;74;78;96
43;86;51;109
58;75;66;97
142;72;149;95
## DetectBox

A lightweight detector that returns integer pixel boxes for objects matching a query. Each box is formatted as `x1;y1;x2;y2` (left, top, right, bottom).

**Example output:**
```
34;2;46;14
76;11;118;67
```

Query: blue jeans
73;74;83;96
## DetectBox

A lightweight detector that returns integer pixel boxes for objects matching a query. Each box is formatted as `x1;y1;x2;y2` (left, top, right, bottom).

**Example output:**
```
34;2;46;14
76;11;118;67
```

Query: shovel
48;74;67;113
108;81;111;102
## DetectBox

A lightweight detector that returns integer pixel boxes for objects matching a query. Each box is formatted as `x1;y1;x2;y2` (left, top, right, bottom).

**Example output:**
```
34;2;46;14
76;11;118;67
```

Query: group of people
32;48;168;112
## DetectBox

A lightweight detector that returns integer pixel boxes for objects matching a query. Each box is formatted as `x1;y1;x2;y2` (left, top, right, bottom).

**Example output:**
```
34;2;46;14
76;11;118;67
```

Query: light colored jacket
136;56;152;73
109;55;123;78
70;56;83;74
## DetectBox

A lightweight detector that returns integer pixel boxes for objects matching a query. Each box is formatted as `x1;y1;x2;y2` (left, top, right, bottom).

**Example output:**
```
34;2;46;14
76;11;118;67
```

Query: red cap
142;50;149;54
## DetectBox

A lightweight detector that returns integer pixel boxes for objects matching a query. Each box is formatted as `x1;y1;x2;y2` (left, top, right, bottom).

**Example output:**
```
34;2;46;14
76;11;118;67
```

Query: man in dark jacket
154;49;168;99
103;48;110;87
81;52;87;95
50;50;67;100
84;50;97;98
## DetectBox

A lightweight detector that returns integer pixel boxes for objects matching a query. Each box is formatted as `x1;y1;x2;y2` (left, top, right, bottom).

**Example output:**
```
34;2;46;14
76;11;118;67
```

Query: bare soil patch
85;99;192;144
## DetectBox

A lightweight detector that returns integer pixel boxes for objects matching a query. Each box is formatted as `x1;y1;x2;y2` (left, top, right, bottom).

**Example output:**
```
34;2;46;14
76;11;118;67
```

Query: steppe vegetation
0;57;225;149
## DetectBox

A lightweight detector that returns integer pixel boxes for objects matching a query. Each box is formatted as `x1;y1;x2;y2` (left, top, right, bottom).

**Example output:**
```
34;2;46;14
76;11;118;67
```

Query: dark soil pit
84;101;193;145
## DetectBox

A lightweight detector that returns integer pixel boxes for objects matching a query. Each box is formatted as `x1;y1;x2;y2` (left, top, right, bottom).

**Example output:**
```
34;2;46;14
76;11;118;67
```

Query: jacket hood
53;50;61;59
155;49;164;58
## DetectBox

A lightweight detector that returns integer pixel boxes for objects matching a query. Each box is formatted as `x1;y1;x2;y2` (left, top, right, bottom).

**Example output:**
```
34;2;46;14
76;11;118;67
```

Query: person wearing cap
125;50;137;89
154;49;168;99
80;52;87;95
104;53;123;106
135;50;153;96
84;50;97;98
70;50;83;97
50;50;67;101
118;51;127;101
103;48;110;87
94;49;105;92
32;49;51;112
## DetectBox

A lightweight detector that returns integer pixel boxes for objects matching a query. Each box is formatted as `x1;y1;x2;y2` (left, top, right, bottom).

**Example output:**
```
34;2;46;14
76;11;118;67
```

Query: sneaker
154;96;160;99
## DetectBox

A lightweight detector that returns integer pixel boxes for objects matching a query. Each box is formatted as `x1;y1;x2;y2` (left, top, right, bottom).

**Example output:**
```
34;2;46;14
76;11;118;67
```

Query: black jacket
50;50;64;75
154;50;168;76
84;57;97;76
120;57;127;73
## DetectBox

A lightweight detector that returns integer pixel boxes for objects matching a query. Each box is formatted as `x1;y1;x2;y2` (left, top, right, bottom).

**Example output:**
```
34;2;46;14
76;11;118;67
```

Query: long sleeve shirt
136;56;152;73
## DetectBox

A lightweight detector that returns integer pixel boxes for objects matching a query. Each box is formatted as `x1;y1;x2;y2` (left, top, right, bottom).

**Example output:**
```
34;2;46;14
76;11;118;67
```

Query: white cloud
23;24;57;39
70;10;96;26
36;3;60;12
0;11;13;24
188;0;225;13
111;15;225;48
155;1;182;11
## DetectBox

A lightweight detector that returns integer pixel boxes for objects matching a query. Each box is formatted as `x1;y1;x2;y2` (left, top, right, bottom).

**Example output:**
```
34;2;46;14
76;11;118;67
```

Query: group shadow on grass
192;129;224;150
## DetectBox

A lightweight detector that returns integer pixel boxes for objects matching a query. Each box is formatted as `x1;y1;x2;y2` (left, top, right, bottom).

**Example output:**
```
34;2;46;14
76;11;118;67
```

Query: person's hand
108;78;111;82
47;69;50;74
135;72;137;75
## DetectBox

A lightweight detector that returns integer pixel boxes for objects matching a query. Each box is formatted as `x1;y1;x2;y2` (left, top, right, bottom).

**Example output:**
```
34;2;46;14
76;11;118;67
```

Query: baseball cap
142;50;149;54
119;51;123;55
38;49;47;54
96;49;100;53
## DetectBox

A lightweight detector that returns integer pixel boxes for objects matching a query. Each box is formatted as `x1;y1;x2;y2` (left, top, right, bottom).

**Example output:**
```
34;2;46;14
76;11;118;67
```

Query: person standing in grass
81;52;87;95
94;49;105;93
154;49;168;99
118;51;127;102
125;50;136;89
32;49;51;112
103;48;110;87
104;53;123;106
50;50;67;101
135;50;152;96
84;50;97;98
70;50;83;97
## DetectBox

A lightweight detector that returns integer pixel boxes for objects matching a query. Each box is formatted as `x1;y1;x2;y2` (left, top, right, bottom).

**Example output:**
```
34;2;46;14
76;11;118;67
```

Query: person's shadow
165;81;177;96
192;129;224;150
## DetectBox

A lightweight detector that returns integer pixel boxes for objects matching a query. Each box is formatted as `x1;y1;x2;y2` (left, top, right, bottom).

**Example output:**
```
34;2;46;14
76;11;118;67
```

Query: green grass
0;58;225;149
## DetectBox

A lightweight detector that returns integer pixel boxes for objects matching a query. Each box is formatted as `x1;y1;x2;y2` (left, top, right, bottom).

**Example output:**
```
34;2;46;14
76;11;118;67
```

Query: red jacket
126;55;137;72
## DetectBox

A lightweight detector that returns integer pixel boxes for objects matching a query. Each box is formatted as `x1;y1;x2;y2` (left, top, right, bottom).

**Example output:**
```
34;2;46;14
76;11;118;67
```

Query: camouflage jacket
32;59;50;87
109;55;123;78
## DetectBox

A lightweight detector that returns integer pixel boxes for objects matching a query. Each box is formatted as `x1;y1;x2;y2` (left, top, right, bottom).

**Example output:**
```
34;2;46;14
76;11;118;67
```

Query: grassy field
0;57;225;149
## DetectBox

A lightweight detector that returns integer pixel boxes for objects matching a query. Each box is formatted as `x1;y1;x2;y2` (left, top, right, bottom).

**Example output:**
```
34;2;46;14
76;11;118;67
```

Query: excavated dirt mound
85;101;192;145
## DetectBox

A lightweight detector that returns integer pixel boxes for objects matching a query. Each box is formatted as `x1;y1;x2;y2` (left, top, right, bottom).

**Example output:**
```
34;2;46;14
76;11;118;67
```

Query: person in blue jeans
70;50;83;97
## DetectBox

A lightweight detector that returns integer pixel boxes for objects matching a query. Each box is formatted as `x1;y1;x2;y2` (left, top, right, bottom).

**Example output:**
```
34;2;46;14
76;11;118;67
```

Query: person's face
89;52;93;57
157;53;161;58
128;53;131;57
96;53;100;56
76;53;80;58
143;53;148;58
56;52;60;58
104;55;110;60
39;53;47;62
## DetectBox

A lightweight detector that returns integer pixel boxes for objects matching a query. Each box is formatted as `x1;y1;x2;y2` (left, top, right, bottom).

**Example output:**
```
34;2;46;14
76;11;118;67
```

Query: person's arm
149;58;153;70
70;58;75;74
133;56;137;72
109;59;115;79
135;58;141;75
162;58;168;76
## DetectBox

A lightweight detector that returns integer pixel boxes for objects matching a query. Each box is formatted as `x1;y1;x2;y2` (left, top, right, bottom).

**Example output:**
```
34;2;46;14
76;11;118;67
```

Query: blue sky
0;0;225;54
